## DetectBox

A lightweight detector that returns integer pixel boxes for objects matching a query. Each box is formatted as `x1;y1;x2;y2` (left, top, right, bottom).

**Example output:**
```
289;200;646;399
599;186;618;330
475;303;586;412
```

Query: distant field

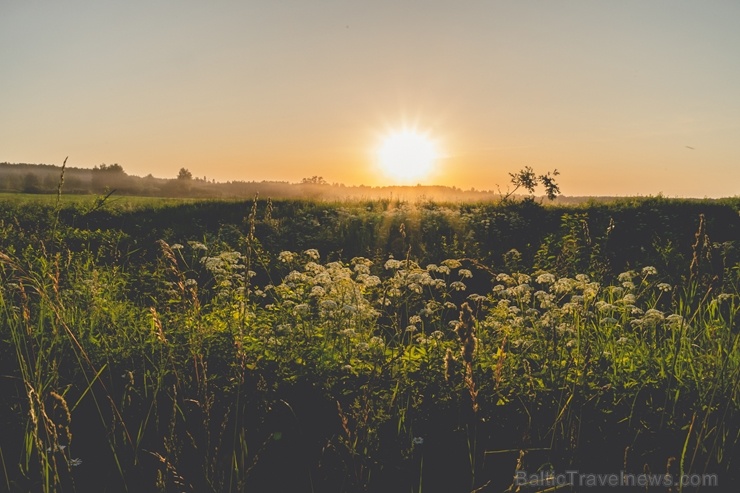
0;191;208;207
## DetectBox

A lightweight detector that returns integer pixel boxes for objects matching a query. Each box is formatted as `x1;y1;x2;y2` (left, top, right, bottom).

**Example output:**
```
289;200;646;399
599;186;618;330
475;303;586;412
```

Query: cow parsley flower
642;266;657;276
304;249;320;260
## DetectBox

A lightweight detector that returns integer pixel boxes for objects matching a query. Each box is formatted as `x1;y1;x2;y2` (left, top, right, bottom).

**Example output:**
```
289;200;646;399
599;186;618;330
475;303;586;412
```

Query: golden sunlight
376;129;439;184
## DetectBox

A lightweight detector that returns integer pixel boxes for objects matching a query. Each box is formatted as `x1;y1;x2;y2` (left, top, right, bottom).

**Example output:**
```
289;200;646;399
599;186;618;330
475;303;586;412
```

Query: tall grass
0;198;739;492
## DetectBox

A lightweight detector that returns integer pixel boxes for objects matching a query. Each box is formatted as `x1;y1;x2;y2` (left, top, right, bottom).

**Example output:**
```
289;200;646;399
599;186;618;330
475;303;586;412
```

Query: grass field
1;193;738;492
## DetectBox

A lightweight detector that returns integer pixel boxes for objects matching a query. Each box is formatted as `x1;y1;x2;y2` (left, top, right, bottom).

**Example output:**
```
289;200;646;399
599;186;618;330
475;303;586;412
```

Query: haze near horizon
2;1;739;197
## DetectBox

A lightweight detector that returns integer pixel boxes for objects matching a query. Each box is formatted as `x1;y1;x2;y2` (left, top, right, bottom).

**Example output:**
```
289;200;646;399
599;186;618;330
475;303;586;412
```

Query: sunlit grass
1;195;739;491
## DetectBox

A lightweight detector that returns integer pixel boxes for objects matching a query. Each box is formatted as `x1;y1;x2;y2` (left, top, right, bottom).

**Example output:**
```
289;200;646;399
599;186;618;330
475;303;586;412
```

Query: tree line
0;162;571;202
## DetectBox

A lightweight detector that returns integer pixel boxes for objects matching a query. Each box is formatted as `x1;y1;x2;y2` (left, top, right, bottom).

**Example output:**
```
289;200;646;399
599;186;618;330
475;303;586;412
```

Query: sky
2;0;740;197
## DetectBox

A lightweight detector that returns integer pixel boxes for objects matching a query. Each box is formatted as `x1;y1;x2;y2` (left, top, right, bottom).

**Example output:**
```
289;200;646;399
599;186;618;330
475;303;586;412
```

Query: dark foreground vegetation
1;193;739;492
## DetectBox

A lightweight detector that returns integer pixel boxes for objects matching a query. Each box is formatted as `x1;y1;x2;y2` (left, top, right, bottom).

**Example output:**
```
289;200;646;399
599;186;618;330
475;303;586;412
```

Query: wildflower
496;273;514;284
188;241;207;251
351;256;373;267
304;249;320;260
405;325;417;333
441;259;462;269
310;286;326;297
552;277;576;295
171;243;184;250
666;314;684;327
278;251;296;263
408;283;423;294
68;458;83;467
657;283;672;292
583;283;600;300
642;266;657;276
384;258;403;270
319;300;337;311
362;275;381;287
575;273;590;283
388;288;402;298
620;294;636;305
557;323;573;336
409;315;422;324
606;285;624;297
598;302;616;313
514;273;531;284
431;278;447;290
509;284;531;301
450;281;466;291
304;261;324;274
617;271;635;282
561;302;579;314
294;303;310;316
536;273;556;284
314;272;332;285
458;268;473;279
412;437;425;446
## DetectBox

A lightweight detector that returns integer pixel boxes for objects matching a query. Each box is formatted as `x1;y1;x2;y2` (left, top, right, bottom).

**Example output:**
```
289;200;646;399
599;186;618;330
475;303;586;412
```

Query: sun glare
376;129;439;184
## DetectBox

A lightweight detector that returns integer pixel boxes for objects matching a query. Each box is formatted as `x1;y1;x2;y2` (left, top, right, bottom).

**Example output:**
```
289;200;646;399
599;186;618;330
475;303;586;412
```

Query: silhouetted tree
93;163;125;174
92;163;128;191
178;168;193;180
500;166;561;202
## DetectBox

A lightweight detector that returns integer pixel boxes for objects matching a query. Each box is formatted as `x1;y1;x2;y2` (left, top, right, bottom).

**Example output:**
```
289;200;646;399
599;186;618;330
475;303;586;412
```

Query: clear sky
2;1;740;197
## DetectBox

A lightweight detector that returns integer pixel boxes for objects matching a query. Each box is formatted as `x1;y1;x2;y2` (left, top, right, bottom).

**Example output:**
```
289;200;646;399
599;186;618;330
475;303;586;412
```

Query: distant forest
0;161;510;201
0;161;633;203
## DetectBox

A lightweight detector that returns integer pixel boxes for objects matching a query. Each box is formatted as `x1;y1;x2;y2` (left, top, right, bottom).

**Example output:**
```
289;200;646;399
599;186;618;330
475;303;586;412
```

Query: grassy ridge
1;194;739;492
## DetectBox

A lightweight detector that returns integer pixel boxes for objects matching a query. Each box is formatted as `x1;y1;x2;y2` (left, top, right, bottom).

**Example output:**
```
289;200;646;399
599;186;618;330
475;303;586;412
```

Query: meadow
1;192;739;492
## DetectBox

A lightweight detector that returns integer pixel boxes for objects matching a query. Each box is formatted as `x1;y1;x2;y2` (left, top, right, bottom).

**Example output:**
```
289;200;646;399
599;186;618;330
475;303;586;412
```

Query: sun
376;129;439;184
